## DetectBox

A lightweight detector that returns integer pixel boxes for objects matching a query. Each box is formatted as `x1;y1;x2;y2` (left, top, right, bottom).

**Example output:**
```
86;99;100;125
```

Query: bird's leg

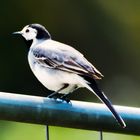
60;85;78;103
47;91;59;98
47;84;69;99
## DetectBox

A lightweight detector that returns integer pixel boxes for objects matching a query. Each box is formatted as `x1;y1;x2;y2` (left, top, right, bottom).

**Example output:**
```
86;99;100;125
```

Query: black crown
29;24;51;40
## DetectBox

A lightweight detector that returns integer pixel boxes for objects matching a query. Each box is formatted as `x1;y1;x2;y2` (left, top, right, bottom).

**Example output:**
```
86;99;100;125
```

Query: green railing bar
0;92;138;135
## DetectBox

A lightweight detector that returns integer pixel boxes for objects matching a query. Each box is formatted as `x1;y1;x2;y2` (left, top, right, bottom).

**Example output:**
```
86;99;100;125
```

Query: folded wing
32;46;103;80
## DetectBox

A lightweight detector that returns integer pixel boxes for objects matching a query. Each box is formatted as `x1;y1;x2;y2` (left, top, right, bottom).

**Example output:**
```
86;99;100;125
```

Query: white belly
28;53;87;94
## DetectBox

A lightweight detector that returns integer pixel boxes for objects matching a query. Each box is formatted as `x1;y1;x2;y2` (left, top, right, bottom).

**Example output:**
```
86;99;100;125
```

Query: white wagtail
13;23;126;128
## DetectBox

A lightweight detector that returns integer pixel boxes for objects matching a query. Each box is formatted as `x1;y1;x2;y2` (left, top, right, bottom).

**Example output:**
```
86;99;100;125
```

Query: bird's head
13;24;51;46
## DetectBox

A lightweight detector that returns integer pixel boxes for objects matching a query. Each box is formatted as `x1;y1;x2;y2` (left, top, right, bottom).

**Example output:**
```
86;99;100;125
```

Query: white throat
31;38;44;47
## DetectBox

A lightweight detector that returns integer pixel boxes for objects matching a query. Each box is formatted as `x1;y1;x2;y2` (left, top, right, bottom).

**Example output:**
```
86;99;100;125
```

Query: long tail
82;76;126;128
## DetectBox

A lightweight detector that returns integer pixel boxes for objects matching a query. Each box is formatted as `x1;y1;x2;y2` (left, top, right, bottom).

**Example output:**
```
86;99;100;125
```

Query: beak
12;31;22;35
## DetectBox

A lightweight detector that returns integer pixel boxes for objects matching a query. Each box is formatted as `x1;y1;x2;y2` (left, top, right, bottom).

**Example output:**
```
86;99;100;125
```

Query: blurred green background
0;0;140;139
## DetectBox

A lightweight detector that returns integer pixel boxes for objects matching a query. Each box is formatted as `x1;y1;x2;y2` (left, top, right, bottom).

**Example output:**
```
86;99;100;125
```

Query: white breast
28;51;88;94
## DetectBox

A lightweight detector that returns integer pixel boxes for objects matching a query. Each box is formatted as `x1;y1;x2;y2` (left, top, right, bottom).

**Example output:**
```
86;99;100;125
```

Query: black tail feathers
82;75;126;128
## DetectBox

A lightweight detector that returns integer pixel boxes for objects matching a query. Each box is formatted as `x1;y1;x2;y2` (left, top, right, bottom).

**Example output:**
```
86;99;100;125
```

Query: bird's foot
60;96;71;103
47;92;71;103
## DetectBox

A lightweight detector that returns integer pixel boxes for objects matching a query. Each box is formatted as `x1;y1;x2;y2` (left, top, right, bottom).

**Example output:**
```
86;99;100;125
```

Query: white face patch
21;26;37;41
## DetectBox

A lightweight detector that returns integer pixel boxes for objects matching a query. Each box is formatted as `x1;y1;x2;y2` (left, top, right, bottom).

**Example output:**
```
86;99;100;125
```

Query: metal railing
0;92;139;135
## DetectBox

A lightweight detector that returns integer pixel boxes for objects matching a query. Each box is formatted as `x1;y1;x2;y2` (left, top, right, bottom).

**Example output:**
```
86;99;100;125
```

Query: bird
13;23;126;128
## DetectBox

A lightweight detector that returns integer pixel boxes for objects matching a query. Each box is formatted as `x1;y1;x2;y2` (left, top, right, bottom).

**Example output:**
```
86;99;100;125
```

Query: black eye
25;29;29;33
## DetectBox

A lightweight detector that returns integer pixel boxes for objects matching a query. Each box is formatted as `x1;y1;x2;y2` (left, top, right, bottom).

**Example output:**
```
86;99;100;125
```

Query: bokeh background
0;0;140;140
